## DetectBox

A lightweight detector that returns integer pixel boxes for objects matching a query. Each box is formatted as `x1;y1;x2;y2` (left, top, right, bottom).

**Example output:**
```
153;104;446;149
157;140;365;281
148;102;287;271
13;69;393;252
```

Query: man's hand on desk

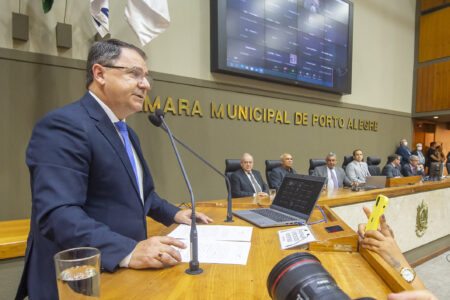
174;209;213;225
129;236;186;269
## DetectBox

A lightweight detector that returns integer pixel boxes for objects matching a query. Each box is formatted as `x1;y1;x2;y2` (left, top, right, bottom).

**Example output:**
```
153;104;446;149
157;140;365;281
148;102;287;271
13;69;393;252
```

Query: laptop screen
272;174;326;217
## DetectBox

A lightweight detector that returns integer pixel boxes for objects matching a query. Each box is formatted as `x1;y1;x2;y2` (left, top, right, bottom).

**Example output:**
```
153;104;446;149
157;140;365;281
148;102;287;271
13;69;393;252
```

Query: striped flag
90;0;110;37
125;0;171;46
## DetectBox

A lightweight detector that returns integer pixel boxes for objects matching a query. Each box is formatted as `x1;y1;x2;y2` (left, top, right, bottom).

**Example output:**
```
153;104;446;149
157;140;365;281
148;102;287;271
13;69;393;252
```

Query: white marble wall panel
332;188;450;252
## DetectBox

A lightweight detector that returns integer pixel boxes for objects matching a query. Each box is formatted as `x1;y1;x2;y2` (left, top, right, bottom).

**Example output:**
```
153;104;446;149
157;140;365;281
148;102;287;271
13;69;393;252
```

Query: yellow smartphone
366;194;389;231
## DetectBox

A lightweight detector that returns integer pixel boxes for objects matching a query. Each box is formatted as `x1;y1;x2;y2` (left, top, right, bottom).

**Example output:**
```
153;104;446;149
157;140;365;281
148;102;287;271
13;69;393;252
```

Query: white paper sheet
175;240;251;265
278;225;316;250
168;224;253;242
168;225;253;265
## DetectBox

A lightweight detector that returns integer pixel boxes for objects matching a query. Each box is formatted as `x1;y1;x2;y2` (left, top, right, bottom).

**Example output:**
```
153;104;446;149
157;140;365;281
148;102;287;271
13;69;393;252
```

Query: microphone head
155;109;165;118
148;114;162;127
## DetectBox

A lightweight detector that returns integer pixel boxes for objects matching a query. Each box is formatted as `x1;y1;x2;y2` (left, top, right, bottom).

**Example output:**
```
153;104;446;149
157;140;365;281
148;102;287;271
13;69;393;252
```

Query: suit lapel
81;94;142;201
240;169;254;191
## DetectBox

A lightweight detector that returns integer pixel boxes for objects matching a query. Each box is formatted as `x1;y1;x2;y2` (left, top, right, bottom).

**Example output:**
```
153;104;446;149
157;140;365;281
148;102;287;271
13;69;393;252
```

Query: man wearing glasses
16;39;212;300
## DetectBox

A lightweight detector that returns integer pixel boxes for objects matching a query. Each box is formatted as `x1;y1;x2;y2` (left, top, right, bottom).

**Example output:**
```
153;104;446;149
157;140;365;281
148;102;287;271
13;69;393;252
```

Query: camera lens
267;252;351;300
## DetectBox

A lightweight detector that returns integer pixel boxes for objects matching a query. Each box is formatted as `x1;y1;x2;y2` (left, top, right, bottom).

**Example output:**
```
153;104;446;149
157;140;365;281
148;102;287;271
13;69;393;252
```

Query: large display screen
211;0;353;94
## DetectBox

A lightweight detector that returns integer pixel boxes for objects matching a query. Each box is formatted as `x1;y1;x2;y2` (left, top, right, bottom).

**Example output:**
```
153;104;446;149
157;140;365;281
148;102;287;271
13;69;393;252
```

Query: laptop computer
233;174;326;228
361;176;387;190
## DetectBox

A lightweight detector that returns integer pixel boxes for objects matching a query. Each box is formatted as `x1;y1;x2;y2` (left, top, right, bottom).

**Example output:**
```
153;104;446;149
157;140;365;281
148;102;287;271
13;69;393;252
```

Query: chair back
225;159;241;181
342;155;353;169
309;159;326;175
367;156;382;176
265;160;282;189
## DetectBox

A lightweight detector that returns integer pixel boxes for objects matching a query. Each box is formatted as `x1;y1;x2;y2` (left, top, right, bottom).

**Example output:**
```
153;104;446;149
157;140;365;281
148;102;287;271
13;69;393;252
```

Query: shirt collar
89;90;123;124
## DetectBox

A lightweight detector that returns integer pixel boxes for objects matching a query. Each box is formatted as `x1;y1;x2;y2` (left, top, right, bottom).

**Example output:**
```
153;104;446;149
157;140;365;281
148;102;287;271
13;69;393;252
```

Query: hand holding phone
365;194;389;231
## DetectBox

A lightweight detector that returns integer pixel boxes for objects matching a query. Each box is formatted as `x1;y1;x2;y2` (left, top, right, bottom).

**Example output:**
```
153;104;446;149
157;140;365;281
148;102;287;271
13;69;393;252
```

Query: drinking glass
54;247;101;299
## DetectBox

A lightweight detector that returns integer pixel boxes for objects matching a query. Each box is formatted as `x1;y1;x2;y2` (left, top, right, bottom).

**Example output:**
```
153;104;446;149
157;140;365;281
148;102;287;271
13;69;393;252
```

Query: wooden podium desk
101;200;411;299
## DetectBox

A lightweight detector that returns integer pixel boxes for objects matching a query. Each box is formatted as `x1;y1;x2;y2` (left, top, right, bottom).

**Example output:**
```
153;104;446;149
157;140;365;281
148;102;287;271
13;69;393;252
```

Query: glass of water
54;247;101;299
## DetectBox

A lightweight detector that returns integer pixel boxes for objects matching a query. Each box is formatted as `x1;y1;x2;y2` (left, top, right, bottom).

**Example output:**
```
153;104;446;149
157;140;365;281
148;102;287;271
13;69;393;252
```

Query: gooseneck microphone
148;112;233;223
148;109;202;275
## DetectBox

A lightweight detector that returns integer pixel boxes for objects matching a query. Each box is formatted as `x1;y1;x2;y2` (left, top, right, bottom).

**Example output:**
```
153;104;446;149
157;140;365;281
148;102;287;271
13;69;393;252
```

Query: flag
90;0;110;38
42;0;54;13
125;0;171;46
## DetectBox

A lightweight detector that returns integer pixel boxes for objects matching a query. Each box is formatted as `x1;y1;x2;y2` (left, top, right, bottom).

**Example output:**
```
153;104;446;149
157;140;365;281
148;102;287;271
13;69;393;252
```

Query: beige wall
0;0;416;220
1;0;416;112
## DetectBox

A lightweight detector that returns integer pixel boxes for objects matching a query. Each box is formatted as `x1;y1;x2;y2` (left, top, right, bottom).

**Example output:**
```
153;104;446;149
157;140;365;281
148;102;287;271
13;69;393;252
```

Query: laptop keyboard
253;209;297;222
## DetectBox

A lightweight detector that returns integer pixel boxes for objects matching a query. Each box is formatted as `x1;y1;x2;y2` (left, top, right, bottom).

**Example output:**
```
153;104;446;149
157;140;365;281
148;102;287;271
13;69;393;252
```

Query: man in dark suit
395;138;412;166
230;153;269;198
312;152;351;189
269;153;297;190
382;154;403;178
16;39;212;300
402;155;425;177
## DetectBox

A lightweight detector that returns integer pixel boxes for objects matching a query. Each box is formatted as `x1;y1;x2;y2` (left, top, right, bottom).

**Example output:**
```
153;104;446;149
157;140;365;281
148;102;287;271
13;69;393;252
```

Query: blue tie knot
115;121;127;132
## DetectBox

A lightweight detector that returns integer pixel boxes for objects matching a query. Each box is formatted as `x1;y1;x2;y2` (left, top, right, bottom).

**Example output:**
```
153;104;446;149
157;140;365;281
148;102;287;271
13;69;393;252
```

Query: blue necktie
115;121;139;191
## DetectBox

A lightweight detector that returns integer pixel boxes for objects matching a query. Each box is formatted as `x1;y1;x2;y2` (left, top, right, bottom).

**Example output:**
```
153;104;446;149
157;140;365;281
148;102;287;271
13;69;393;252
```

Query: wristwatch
399;267;416;283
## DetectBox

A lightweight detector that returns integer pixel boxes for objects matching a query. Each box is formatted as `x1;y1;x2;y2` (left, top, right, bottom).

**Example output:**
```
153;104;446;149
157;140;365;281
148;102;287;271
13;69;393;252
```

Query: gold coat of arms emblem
415;200;428;237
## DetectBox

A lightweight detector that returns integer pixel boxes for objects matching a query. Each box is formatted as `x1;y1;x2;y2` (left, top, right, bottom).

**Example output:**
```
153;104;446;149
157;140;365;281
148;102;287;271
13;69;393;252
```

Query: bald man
230;153;269;198
269;153;297;190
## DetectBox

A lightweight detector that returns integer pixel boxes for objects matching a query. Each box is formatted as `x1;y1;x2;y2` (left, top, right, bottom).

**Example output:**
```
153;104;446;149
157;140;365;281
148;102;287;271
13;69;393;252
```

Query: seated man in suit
269;153;297;190
402;155;425;177
16;39;212;300
382;154;403;178
231;153;269;198
312;152;351;189
345;149;371;184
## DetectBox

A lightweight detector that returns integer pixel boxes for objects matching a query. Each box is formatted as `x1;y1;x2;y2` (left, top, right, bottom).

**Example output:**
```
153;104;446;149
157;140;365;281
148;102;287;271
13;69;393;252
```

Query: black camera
267;252;372;300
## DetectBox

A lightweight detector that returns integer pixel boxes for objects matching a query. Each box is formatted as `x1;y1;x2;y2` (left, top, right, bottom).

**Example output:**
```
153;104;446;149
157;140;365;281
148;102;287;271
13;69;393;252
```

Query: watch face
401;268;415;282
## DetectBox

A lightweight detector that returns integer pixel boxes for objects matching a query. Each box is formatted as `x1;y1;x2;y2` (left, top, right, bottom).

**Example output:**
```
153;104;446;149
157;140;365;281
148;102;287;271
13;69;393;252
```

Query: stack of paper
168;225;253;265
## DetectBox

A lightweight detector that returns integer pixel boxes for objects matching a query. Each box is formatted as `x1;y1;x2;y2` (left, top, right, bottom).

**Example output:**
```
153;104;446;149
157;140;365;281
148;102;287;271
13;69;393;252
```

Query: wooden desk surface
317;177;450;207
0;219;29;259
101;205;407;300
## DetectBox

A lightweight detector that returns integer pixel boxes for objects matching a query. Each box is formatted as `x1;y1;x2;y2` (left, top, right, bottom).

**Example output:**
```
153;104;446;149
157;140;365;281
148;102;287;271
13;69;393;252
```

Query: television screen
211;0;353;94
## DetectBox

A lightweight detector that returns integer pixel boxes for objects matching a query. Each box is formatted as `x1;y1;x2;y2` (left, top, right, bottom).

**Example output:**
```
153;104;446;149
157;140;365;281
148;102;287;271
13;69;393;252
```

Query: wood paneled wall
416;3;450;113
416;61;450;112
420;0;449;12
419;7;450;62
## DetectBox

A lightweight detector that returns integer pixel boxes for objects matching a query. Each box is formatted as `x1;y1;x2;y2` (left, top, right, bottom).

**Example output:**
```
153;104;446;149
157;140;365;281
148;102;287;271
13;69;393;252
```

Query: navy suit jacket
382;163;403;178
268;166;296;190
16;93;180;300
401;164;424;177
230;169;269;198
396;145;411;166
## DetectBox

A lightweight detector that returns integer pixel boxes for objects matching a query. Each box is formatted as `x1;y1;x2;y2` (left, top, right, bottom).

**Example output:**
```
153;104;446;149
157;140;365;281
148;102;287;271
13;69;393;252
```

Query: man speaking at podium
16;39;211;300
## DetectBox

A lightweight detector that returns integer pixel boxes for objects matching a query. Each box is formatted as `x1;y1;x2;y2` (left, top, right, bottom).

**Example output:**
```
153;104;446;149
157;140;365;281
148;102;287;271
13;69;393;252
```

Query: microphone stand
159;115;203;275
158;129;233;223
148;113;233;222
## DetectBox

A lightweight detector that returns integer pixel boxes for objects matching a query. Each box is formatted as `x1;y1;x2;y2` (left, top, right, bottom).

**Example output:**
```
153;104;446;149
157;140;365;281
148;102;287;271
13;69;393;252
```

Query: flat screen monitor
211;0;353;94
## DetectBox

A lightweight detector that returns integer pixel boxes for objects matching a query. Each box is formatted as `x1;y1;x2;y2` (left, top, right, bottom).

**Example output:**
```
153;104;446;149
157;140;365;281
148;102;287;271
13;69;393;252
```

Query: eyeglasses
102;65;153;87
